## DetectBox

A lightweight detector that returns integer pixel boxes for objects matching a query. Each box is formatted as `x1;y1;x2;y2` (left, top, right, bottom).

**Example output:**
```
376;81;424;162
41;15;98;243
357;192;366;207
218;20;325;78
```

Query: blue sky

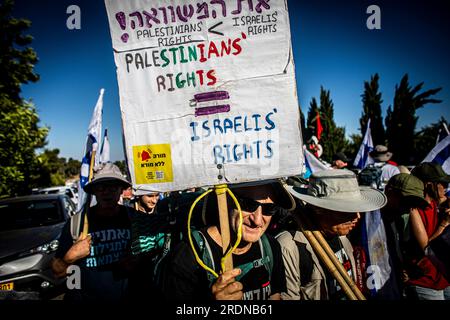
13;0;450;162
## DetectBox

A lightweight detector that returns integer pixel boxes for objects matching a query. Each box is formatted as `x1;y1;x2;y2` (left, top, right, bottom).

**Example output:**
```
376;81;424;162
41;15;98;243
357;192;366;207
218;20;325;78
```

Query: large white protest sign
105;0;303;192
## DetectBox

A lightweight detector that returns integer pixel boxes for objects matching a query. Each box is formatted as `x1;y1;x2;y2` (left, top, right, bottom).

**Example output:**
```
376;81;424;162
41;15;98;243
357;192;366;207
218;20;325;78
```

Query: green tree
347;133;363;162
306;97;320;141
298;104;307;144
64;158;81;178
30;149;66;188
114;160;127;176
0;0;39;103
360;73;385;146
385;74;442;164
317;87;348;162
0;0;48;196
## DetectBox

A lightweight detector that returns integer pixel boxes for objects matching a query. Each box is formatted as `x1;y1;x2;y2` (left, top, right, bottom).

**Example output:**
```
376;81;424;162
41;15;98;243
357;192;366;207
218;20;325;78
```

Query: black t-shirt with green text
55;205;132;301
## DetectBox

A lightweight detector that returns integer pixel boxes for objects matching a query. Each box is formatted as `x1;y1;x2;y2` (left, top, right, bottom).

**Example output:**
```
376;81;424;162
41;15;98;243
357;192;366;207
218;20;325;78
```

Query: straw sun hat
83;163;131;194
286;169;387;213
370;145;393;162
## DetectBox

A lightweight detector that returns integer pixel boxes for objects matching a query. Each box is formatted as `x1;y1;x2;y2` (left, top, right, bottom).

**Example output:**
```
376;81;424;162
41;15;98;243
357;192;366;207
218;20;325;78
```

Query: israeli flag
303;146;330;178
77;89;104;212
100;128;110;164
423;134;450;174
361;209;400;298
354;119;374;169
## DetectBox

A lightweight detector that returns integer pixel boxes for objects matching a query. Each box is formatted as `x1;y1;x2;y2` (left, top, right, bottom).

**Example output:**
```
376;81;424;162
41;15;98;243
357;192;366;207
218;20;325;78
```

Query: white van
34;186;78;206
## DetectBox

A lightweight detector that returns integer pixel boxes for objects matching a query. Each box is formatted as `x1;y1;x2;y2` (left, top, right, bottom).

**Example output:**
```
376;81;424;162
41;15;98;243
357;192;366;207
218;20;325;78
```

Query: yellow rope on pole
187;189;217;277
187;185;244;278
220;188;243;273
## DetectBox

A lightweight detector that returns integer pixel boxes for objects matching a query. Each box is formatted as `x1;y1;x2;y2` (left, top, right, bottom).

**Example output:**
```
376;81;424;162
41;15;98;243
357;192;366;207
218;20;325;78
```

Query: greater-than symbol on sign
208;21;224;36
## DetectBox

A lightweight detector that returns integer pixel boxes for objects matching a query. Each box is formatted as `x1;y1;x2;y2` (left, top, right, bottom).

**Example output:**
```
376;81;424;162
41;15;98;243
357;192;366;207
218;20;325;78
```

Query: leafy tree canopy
0;0;48;196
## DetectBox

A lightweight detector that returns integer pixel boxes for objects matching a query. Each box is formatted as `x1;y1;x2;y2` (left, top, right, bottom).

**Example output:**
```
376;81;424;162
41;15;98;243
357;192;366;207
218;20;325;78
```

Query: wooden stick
312;230;366;300
294;214;360;300
215;184;233;272
302;229;358;300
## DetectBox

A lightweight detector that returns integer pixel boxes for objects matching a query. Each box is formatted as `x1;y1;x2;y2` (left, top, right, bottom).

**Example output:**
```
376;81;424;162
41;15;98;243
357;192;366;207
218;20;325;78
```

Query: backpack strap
297;241;314;285
234;244;267;281
191;229;217;286
260;234;274;278
276;230;314;286
191;230;275;286
234;234;273;282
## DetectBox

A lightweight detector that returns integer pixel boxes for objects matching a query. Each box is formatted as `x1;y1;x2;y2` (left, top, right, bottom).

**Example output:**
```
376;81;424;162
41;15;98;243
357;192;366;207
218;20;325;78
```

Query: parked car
33;186;79;207
0;194;76;300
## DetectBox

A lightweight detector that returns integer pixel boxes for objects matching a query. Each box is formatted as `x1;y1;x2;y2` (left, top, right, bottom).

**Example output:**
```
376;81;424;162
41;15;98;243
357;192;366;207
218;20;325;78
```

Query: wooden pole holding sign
215;184;233;272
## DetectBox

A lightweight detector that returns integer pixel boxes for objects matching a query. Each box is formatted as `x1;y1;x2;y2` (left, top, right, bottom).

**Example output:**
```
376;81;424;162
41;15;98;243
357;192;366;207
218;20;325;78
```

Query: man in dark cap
332;152;350;169
51;163;134;301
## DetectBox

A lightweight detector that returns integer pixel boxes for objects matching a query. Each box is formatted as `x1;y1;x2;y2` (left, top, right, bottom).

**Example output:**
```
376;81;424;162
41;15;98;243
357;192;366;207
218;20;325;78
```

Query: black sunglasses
234;197;280;216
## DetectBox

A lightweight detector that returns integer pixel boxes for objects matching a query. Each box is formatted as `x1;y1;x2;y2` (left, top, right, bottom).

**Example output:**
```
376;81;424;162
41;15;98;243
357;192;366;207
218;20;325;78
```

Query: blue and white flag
100;128;110;164
423;134;450;174
303;146;330;178
77;88;105;212
435;123;450;145
354;119;374;169
361;209;400;299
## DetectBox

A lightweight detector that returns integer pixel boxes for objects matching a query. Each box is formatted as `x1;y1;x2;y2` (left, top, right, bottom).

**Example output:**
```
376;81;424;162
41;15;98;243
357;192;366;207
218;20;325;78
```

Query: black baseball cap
332;152;350;163
411;162;450;184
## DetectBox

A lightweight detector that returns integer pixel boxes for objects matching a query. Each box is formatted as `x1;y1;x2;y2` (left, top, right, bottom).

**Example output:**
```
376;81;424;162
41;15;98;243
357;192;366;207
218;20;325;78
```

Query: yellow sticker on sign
133;144;173;184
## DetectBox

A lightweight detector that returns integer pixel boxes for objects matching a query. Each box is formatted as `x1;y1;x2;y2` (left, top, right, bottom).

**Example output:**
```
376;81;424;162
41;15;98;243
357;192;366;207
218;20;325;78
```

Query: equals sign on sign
192;91;230;117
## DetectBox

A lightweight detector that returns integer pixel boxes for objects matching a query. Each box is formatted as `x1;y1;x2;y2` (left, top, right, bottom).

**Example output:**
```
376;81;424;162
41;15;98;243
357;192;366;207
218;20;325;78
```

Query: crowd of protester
50;145;450;301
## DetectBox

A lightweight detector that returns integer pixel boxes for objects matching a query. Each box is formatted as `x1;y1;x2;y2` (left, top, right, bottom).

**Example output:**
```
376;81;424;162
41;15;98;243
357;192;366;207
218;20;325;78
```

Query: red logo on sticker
138;149;152;162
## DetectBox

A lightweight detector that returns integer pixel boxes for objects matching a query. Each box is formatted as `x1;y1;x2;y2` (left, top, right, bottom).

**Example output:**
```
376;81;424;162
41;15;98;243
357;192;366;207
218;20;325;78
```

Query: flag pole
294;214;364;300
81;150;96;239
77;88;104;239
312;230;366;300
302;229;358;300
